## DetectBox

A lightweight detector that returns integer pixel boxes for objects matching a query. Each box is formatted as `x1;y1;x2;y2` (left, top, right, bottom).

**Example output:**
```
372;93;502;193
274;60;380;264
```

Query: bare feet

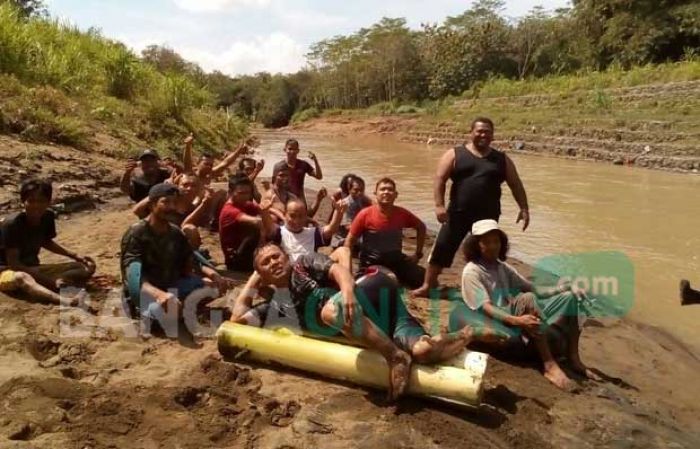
387;350;412;402
414;326;474;363
543;362;575;391
60;289;88;307
569;357;602;381
410;285;431;299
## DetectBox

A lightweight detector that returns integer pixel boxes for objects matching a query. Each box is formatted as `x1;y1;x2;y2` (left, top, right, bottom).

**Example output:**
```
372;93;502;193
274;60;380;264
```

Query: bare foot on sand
569;358;602;381
60;289;89;308
410;285;432;299
544;363;575;391
387;350;412;402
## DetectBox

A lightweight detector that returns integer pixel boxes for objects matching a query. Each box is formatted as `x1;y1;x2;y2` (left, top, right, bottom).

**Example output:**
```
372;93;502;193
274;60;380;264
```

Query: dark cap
138;149;160;161
148;183;179;202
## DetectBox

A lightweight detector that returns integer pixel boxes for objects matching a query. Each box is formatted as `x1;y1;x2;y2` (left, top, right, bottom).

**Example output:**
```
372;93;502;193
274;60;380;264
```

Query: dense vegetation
0;1;246;156
1;0;699;135
218;0;700;127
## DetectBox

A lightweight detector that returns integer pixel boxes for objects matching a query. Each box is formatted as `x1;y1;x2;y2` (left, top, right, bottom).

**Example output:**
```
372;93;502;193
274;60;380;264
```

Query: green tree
573;0;700;68
511;7;584;78
420;0;514;97
1;0;45;17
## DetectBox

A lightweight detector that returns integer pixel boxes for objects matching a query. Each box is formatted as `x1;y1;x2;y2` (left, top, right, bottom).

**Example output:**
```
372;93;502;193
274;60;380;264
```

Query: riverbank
1;150;700;447
287;78;700;173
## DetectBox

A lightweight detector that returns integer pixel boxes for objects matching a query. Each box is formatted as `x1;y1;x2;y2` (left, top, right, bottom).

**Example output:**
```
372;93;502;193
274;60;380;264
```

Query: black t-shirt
0;211;57;267
120;220;193;290
130;169;171;202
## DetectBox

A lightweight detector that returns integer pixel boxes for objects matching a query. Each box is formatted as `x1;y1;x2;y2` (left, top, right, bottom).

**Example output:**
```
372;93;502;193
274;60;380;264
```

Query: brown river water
253;131;700;352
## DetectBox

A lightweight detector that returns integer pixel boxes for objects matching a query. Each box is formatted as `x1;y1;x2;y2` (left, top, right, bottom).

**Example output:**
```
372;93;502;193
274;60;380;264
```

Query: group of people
1;117;632;400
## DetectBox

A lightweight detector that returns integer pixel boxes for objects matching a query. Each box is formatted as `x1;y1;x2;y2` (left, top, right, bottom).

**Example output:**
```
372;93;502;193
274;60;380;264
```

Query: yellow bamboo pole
217;322;488;406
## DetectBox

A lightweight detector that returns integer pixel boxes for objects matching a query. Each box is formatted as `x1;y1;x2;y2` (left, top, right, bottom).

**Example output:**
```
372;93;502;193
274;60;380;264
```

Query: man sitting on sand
261;194;349;265
680;280;700;305
219;174;262;272
121;183;228;336
455;219;599;390
237;157;264;203
120;149;171;202
183;134;254;186
345;178;427;289
231;243;495;401
0;179;95;307
132;173;203;226
272;139;323;206
329;174;372;249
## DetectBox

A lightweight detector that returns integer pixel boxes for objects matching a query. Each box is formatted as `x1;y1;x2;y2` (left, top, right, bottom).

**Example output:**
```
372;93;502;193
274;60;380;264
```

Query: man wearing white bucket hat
455;219;600;391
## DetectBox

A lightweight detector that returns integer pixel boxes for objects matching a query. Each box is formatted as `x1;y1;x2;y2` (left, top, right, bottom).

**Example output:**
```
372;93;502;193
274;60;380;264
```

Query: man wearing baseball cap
120;149;172;202
120;183;212;337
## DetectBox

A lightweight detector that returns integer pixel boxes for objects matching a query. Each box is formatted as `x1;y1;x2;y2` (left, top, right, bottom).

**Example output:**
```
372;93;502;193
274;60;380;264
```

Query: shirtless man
183;134;253;186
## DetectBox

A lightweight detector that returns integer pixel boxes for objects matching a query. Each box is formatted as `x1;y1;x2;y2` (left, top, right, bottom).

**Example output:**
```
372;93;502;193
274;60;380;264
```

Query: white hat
471;219;500;236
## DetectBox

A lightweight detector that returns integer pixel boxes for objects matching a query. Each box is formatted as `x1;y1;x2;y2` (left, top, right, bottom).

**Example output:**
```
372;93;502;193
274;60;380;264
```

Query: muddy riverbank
1;133;700;448
1;196;699;447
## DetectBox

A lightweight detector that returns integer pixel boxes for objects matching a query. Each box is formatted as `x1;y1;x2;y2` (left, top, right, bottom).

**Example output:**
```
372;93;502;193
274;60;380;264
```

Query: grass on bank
0;4;246;157
302;60;700;143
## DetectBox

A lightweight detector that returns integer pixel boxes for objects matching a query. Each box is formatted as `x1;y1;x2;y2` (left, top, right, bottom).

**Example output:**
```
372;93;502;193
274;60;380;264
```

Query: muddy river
252;131;700;352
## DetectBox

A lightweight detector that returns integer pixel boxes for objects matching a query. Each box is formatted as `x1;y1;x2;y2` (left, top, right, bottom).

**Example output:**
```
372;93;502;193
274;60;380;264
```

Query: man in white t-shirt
261;196;349;267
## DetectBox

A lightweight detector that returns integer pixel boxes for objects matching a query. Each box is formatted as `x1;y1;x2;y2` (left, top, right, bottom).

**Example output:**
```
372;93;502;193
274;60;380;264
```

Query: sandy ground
2;197;700;449
1;136;700;448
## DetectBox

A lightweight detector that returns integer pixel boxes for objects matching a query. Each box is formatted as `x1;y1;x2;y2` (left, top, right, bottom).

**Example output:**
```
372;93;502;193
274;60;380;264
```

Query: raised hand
125;159;138;173
260;194;275;211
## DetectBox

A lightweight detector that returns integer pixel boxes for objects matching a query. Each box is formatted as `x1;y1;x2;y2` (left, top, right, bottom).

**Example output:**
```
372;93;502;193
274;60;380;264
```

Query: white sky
47;0;572;76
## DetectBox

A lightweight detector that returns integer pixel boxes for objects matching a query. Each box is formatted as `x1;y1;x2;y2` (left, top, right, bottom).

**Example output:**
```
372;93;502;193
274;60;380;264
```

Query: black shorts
359;252;425;290
429;211;498;268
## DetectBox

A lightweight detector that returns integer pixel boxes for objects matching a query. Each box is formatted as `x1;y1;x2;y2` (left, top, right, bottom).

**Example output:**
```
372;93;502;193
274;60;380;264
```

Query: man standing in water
273;139;323;206
412;117;530;297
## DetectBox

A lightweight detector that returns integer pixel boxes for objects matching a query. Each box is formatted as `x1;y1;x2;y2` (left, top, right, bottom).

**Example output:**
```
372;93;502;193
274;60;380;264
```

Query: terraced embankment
293;79;700;173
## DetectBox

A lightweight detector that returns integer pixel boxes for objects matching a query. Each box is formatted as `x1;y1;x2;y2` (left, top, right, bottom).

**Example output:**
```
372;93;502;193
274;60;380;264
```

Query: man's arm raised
308;152;323;180
212;142;248;178
322;199;347;243
120;159;137;197
183;134;194;174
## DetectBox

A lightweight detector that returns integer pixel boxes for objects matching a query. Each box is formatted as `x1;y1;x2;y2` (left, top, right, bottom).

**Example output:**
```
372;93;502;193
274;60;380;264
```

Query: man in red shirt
272;139;323;206
219;174;262;271
345;178;427;289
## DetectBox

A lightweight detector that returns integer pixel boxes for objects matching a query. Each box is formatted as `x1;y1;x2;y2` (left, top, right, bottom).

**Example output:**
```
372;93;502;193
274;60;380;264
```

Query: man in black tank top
412;117;530;298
